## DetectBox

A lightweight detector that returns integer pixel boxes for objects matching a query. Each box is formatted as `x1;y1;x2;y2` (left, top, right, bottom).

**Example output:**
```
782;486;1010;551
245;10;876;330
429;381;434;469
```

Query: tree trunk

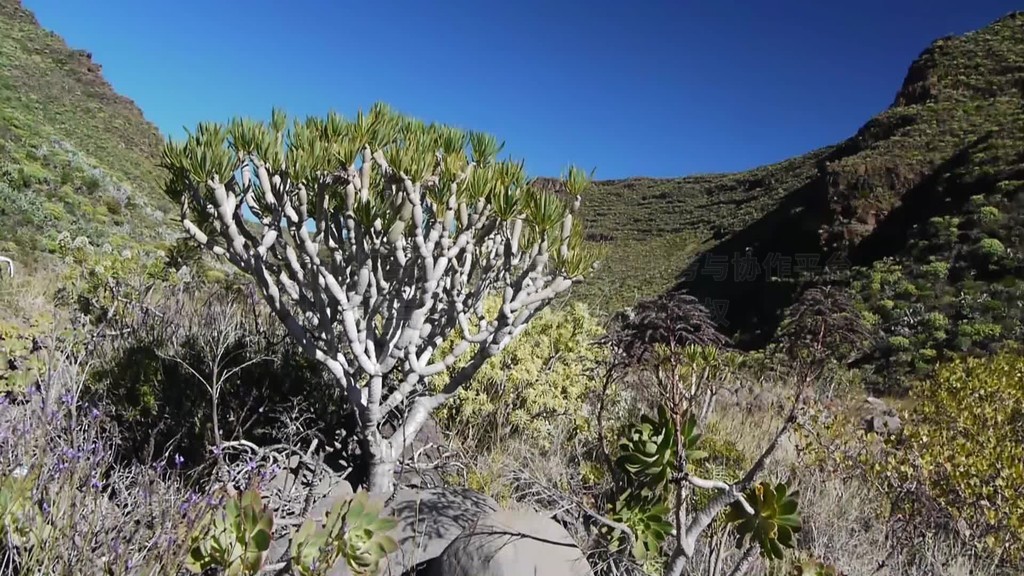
366;451;397;496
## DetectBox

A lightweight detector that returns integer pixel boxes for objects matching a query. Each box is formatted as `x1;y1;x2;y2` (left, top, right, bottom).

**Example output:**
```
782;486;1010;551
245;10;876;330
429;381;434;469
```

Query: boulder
373;487;500;576
862;396;902;436
428;508;594;576
865;413;902;435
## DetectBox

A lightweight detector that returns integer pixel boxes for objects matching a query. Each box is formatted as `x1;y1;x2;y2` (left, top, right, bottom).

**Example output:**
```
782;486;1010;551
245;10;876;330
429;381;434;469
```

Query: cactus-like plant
160;104;595;495
724;481;802;560
616;405;706;491
607;405;711;562
185;487;274;575
616;404;679;490
607;495;674;562
291;490;398;576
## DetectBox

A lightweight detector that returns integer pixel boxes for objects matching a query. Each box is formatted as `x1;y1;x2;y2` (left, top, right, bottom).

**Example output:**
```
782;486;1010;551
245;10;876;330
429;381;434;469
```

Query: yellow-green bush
0;318;52;393
431;295;607;453
878;350;1024;563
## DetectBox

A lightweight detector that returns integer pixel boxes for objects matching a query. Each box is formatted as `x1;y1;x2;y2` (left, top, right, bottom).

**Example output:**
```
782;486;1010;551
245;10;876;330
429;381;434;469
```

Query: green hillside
0;0;175;265
567;149;834;310
2;0;1022;392
574;11;1024;391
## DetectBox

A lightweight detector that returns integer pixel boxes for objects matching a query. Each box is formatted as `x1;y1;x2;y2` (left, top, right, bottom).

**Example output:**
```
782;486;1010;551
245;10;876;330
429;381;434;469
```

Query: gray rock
865;396;889;411
862;396;902;436
429;508;594;576
866;414;902;435
373;487;500;576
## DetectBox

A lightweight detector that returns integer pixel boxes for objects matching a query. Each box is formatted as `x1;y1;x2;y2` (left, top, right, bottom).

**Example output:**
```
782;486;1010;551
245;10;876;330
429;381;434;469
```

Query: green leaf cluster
605;405;705;562
160;102;596;279
724;481;802;560
185;487;274;575
291;491;398;576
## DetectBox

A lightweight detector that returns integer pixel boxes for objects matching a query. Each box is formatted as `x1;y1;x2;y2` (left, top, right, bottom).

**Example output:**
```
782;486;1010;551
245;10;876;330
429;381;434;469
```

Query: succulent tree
159;103;594;494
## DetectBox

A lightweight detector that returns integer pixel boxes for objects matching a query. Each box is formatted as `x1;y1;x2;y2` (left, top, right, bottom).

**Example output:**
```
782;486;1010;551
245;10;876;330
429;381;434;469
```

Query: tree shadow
380;487;499;575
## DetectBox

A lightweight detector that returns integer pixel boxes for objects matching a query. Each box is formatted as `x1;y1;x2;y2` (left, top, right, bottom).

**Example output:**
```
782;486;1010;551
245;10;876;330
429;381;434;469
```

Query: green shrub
921;261;950;280
974;237;1006;263
875;351;1024;565
14;162;48;188
887;336;911;351
976;205;1001;224
432;295;607;452
959;321;1002;342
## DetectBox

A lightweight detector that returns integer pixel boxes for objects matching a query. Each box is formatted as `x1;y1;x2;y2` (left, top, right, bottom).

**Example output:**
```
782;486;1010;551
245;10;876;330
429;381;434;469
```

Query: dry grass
434;356;1016;576
0;264;62;325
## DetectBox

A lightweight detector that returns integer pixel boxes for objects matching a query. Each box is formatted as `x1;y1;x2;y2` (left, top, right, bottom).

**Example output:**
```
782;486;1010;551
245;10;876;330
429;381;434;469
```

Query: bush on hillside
846;179;1024;392
873;350;1024;566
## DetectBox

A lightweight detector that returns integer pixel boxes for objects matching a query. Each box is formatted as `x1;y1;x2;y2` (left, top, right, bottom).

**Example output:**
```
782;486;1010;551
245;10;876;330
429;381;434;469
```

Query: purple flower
174;453;184;468
61;391;74;406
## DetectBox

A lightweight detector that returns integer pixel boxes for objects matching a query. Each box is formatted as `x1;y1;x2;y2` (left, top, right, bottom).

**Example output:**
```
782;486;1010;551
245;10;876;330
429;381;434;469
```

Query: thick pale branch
665;400;802;576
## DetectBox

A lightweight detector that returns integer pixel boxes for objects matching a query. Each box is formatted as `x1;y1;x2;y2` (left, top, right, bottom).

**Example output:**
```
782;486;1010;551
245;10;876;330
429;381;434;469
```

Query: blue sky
22;0;1022;180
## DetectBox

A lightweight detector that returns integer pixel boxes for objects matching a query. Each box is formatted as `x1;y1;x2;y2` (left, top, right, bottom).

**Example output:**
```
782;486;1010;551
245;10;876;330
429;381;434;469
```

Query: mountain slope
3;0;1022;392
574;11;1024;390
0;0;175;264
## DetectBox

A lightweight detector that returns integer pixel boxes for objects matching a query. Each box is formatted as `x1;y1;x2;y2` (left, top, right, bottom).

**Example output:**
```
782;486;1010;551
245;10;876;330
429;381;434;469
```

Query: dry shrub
0;341;222;575
81;280;351;474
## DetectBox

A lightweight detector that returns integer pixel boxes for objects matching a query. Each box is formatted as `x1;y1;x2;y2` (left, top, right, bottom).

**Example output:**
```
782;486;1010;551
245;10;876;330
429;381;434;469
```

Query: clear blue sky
22;0;1022;180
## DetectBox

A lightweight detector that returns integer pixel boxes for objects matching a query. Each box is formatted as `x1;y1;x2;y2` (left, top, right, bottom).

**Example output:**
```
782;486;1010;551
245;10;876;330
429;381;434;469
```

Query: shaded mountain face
0;0;175;263
575;11;1024;391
